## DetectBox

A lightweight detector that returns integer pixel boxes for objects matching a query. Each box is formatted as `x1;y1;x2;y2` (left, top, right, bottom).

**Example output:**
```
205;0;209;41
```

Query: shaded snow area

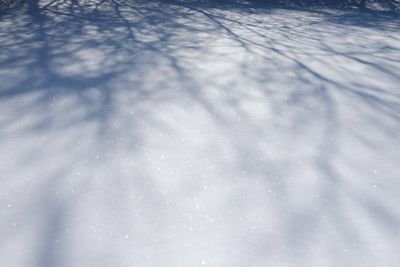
1;0;400;266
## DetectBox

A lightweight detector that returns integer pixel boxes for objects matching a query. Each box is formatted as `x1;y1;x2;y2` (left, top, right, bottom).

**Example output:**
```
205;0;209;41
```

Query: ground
1;0;400;266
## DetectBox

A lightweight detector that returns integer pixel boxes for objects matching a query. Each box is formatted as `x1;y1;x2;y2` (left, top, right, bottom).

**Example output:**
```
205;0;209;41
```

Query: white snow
1;0;400;266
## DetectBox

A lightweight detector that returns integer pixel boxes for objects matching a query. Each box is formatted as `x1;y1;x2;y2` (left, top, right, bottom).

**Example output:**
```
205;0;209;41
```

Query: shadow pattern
1;0;400;266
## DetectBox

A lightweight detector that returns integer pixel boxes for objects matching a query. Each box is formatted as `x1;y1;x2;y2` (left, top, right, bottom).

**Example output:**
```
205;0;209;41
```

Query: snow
1;0;400;266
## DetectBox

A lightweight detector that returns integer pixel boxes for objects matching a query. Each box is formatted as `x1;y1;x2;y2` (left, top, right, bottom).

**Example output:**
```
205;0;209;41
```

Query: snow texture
1;0;400;266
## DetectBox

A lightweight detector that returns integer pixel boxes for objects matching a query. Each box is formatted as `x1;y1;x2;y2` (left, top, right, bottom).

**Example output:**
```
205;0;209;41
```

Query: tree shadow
1;0;400;266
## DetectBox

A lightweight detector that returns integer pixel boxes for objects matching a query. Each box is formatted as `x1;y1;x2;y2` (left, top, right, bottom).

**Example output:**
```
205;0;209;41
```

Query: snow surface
1;0;400;266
